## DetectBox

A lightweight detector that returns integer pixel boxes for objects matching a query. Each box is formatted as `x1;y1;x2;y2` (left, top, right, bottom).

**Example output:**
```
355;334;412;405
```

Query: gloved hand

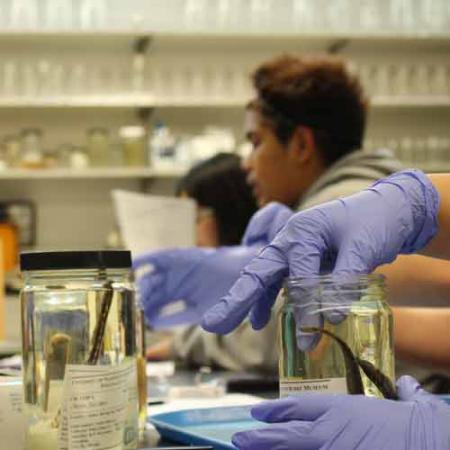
133;246;259;328
241;202;293;246
202;170;439;334
233;375;450;450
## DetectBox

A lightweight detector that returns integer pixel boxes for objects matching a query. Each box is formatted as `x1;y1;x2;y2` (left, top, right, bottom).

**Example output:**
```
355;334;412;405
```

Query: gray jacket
171;149;403;372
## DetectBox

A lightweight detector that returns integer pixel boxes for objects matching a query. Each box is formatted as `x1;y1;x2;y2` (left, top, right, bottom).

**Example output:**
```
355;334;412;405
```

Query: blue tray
149;406;266;450
150;397;450;449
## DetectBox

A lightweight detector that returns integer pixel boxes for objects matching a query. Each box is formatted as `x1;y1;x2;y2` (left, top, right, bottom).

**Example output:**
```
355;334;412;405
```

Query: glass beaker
119;126;147;167
87;127;110;167
3;135;22;167
20;250;139;450
279;274;395;399
20;128;44;169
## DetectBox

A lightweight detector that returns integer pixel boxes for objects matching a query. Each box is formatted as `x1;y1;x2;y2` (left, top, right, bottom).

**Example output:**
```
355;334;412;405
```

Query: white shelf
0;167;186;180
0;30;448;54
0;30;448;41
0;96;244;108
0;96;448;109
372;96;450;108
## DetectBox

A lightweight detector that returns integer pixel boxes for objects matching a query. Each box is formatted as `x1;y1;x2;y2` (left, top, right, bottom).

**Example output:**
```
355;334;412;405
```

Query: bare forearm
376;254;450;307
422;174;450;260
393;307;450;368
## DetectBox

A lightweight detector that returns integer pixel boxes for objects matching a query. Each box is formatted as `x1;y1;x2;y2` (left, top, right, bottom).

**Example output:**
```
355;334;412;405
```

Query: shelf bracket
132;35;153;54
327;38;350;54
137;106;154;123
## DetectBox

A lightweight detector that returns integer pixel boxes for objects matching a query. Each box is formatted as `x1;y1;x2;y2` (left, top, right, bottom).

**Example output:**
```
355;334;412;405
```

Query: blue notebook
149;406;266;450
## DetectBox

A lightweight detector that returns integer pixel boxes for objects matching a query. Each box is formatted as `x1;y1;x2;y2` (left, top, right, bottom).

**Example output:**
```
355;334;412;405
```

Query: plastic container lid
20;250;131;271
119;126;145;139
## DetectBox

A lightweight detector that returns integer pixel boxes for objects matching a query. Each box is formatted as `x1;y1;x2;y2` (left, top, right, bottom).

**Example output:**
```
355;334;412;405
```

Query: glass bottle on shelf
389;0;416;31
3;135;22;167
20;128;44;169
119;126;147;167
9;0;38;29
44;0;73;30
2;61;19;99
291;0;315;30
87;127;110;167
69;146;90;169
0;206;19;273
150;122;177;169
79;0;107;30
184;0;208;30
249;0;272;29
57;144;73;168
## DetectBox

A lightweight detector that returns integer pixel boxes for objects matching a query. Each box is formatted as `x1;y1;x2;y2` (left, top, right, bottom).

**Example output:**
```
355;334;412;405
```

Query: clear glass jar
20;128;44;169
20;251;139;450
87;127;110;167
3;135;22;167
119;126;147;167
279;274;395;399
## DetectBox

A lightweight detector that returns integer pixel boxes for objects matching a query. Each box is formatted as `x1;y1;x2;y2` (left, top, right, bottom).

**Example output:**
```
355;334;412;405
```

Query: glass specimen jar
119;126;147;167
87;127;110;167
279;274;395;399
20;250;139;450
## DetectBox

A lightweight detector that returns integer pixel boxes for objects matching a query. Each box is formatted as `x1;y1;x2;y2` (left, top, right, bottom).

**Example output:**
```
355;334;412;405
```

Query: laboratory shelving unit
0;4;448;248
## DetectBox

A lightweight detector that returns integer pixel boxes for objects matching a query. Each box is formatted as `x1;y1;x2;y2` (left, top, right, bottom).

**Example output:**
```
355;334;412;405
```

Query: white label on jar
58;360;137;450
280;378;348;397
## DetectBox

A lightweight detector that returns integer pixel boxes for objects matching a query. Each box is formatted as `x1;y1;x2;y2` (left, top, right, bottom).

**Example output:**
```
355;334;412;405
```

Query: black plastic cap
20;250;132;271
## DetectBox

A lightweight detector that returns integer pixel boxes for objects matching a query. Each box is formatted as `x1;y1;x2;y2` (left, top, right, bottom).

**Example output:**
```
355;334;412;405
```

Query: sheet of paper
58;361;137;450
0;377;25;450
112;190;196;257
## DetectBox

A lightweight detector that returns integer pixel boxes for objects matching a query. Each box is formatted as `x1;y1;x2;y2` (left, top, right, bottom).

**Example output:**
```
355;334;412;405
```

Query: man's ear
287;126;316;166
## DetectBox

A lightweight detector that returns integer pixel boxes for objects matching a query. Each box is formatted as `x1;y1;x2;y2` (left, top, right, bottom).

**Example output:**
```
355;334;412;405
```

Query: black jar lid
20;250;132;271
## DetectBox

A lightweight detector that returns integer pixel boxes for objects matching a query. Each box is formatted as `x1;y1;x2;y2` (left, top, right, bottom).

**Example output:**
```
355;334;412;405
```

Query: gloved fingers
133;247;211;271
132;250;164;271
136;272;166;312
148;304;200;329
248;279;283;330
201;246;288;334
250;395;336;422
232;421;318;450
293;299;324;351
396;375;422;401
395;375;438;403
319;274;359;325
331;237;374;276
287;240;322;278
241;202;293;246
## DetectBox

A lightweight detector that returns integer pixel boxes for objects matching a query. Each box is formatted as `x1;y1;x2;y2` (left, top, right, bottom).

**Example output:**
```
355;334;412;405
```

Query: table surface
145;369;277;448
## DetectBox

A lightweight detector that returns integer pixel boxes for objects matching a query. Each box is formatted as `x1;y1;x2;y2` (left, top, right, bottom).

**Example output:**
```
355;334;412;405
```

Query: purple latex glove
133;246;259;328
241;202;294;246
202;170;439;335
233;376;450;450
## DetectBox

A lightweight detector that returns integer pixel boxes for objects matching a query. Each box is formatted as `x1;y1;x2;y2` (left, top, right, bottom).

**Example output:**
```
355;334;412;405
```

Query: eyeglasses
196;206;215;223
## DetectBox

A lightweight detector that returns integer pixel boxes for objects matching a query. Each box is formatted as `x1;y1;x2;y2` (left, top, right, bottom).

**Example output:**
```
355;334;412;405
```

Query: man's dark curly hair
249;54;368;166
